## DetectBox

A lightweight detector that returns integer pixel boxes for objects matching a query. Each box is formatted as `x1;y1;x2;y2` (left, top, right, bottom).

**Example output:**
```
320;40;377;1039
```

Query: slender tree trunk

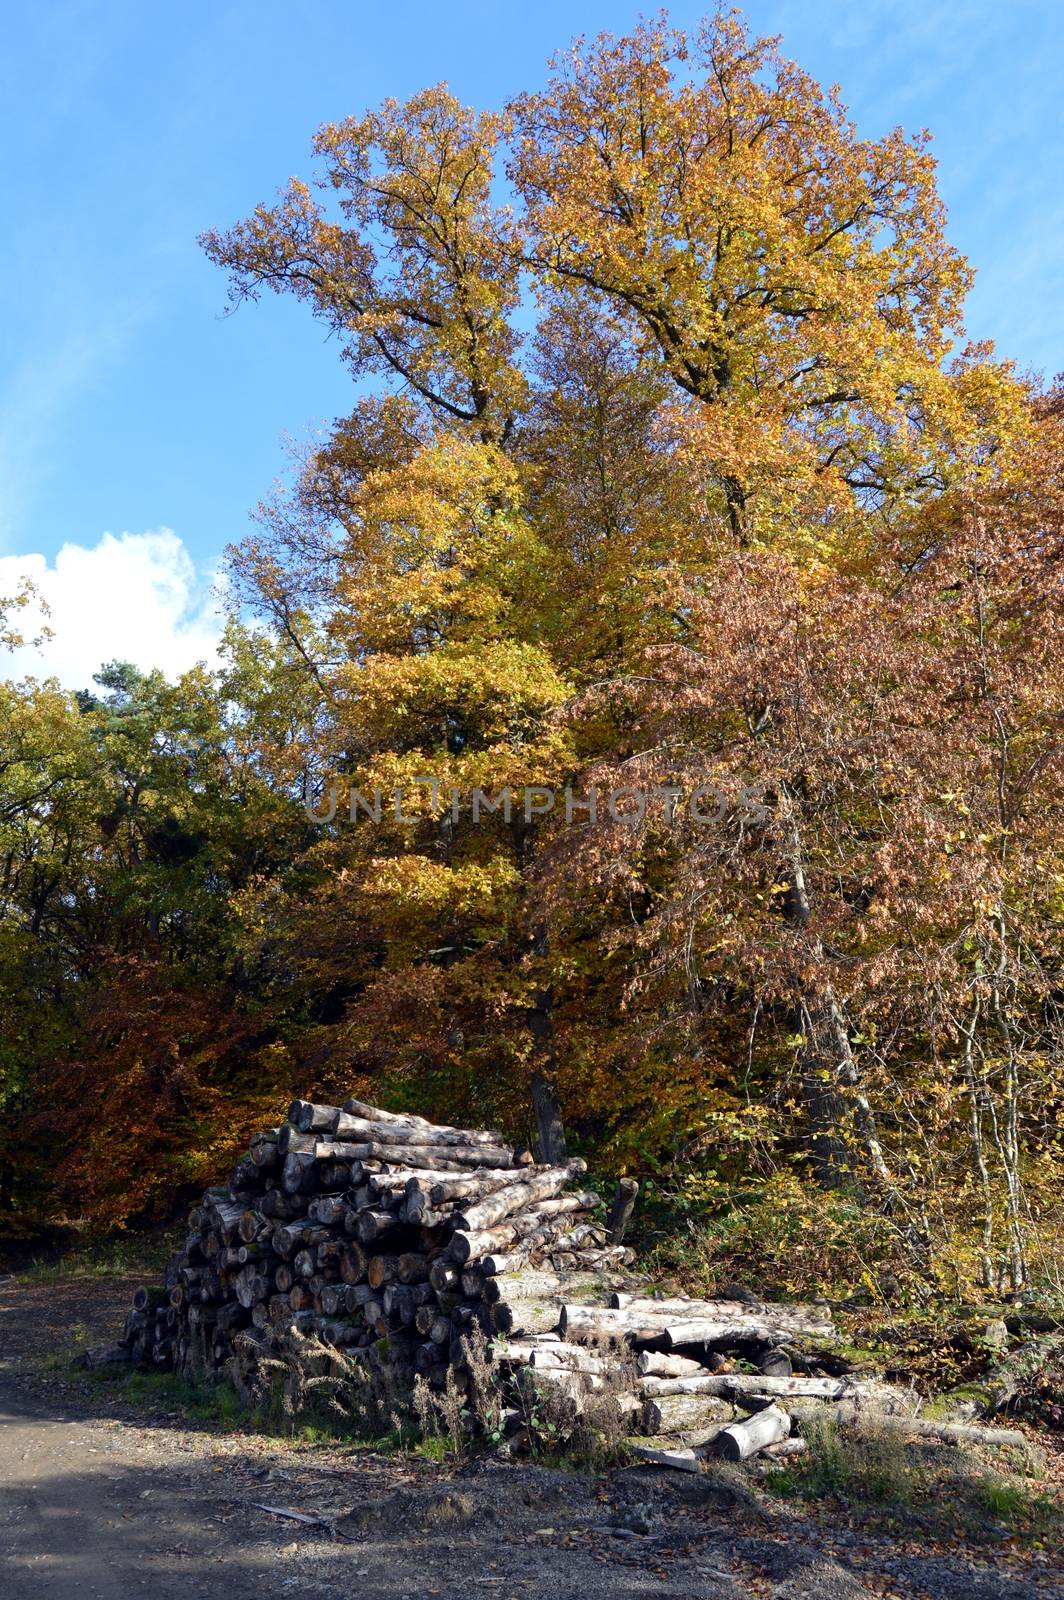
529;998;567;1167
986;912;1028;1290
797;994;850;1188
783;811;892;1192
517;804;567;1163
606;1177;639;1244
961;998;995;1290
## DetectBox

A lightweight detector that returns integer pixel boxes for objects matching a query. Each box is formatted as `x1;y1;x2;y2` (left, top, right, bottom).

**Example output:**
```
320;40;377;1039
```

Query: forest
2;10;1062;1307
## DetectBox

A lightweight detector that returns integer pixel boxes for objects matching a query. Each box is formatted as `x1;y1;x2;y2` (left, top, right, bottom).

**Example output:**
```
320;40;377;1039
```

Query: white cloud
0;528;225;690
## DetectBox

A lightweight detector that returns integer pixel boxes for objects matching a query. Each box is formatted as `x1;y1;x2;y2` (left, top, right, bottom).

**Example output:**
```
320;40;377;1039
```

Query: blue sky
1;0;1061;685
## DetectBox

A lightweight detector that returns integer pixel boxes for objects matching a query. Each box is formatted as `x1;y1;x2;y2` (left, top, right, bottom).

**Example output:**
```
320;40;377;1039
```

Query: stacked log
100;1093;1001;1464
104;1097;628;1391
479;1297;1022;1459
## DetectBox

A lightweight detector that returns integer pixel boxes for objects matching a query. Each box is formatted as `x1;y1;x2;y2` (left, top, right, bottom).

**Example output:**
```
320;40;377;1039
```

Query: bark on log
606;1178;639;1244
608;1293;832;1337
132;1286;167;1313
317;1139;515;1171
636;1351;707;1378
449;1194;598;1264
561;1302;830;1350
761;1437;808;1460
628;1444;701;1471
660;1319;832;1351
289;1100;340;1133
480;1250;536;1277
84;1342;132;1369
480;1268;603;1305
276;1125;316;1157
332;1112;509;1150
783;1400;1026;1447
356;1209;402;1245
550;1246;632;1271
642;1394;736;1433
340;1098;507;1145
423;1168;550;1206
558;1304;677;1343
712;1404;791;1462
528;1345;624;1375
282;1151;320;1195
450;1162;587;1232
637;1373;912;1406
486;1297;563;1336
209;1198;248;1239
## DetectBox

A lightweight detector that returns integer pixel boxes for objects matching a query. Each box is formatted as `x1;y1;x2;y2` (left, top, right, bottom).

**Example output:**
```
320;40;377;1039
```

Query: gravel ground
1;1273;1061;1600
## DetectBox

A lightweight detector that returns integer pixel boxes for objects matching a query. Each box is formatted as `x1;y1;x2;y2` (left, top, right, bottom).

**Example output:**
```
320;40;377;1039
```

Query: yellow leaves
363;853;519;920
509;11;992;547
0;577;52;653
327;434;540;652
332;638;569;757
204;86;524;440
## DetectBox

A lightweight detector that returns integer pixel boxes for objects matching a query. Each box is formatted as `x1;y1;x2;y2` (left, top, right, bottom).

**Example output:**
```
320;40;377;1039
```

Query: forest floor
1;1268;1062;1600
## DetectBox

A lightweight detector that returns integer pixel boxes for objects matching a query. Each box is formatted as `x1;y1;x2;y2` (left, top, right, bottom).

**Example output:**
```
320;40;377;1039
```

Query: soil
1;1272;1061;1600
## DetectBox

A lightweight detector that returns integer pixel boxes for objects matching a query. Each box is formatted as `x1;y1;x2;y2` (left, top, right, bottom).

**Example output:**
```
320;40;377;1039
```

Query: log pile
488;1294;1035;1460
487;1291;862;1442
102;1098;629;1390
96;1095;1026;1463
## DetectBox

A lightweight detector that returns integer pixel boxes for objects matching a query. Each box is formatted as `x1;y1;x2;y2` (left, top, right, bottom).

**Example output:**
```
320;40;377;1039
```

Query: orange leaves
49;957;276;1231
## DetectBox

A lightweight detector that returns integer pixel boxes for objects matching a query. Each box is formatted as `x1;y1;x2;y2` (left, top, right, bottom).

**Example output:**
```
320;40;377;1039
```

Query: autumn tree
6;10;1058;1298
194;11;1051;1253
508;11;990;548
503;10;1037;1218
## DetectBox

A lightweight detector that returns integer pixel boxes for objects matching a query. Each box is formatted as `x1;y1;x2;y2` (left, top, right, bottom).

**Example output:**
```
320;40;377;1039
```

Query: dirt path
1;1273;1061;1600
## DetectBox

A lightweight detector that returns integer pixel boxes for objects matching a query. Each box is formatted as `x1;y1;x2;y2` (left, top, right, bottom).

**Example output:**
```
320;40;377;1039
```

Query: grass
767;1415;925;1505
764;1414;1060;1544
412;1432;457;1464
81;1365;249;1429
80;1359;387;1441
974;1475;1033;1519
17;1228;181;1285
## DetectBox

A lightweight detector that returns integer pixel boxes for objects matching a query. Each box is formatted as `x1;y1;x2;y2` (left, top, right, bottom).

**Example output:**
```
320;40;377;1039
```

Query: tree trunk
780;810;892;1192
527;909;567;1162
531;1071;566;1165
